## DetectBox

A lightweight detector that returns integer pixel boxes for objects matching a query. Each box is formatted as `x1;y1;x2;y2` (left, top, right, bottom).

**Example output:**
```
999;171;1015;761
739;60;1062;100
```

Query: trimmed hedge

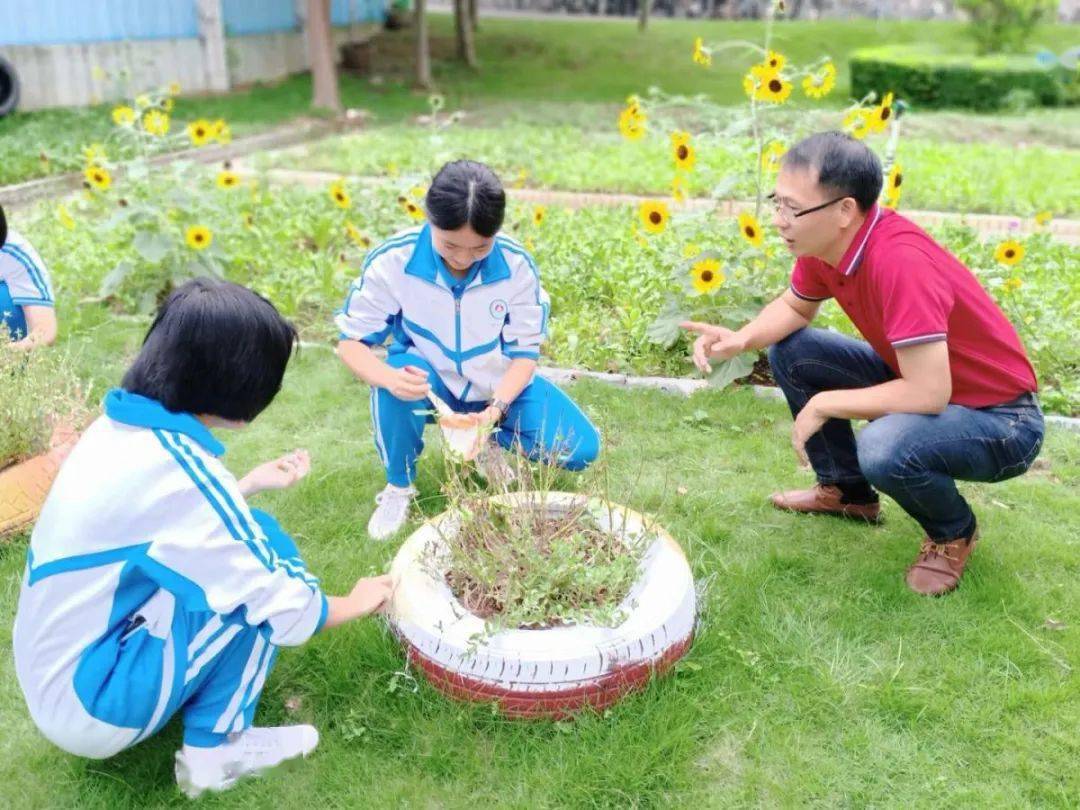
850;46;1067;110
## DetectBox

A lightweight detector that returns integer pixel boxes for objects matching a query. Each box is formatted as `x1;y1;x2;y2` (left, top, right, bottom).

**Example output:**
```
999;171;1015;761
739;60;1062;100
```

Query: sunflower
82;143;106;164
672;139;696;171
618;106;647;141
737;212;764;248
345;221;371;248
867;92;895;134
329;180;351;209
682;243;702;258
524;237;537;252
134;94;151;110
802;62;836;99
143;109;170;137
216;170;240;189
886;164;903;197
185;225;212;251
84;165;112;191
112;105;135;126
167;81;181;96
1003;277;1023;293
532;205;547;226
692;37;711;67
672;174;688;203
670;130;690;147
761;141;785;172
763;50;786;71
212;119;231;144
243;212;255;229
187;119;213;146
842;108;872;140
690;258;724;294
639;200;670;235
1034;211;1052;228
56;204;76;230
162;97;175;113
513;168;528;189
883;188;901;209
994;240;1024;266
742;71;758;98
756;72;793;104
401;198;426;221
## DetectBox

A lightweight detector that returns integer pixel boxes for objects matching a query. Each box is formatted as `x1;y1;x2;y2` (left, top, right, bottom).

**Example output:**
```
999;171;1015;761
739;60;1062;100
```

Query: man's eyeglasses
768;193;847;222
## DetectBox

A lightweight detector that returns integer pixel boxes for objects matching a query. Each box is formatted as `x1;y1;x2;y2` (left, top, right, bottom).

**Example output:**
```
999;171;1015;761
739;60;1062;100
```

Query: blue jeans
768;328;1045;541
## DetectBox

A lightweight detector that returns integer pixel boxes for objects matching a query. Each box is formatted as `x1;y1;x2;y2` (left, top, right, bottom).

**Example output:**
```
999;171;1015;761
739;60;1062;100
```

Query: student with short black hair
13;278;392;798
337;160;601;540
1;203;58;350
681;131;1043;596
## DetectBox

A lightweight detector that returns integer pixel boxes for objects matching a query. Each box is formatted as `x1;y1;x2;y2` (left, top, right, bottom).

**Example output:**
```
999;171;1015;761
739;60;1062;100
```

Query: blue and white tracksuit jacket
1;227;54;341
13;390;327;758
335;224;599;486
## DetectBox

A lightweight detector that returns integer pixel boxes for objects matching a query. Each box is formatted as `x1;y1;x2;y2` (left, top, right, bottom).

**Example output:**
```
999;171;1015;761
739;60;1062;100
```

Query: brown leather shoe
905;531;979;596
769;484;881;523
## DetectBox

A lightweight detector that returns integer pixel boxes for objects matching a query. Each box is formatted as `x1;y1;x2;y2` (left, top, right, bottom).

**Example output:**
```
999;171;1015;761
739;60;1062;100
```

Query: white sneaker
475;439;519;486
174;724;319;799
367;483;417;540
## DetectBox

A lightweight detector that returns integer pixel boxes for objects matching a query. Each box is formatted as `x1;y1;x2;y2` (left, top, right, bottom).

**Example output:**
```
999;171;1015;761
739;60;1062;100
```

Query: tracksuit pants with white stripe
371;351;601;487
109;510;298;750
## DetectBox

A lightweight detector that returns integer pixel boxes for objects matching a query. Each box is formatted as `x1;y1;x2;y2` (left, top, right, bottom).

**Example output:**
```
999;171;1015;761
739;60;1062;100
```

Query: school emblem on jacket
489;299;509;320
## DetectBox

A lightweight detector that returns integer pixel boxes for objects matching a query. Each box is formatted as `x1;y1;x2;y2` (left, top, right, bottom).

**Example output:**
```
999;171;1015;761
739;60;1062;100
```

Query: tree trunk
415;0;433;88
307;0;341;111
468;0;479;32
454;0;479;68
637;0;650;31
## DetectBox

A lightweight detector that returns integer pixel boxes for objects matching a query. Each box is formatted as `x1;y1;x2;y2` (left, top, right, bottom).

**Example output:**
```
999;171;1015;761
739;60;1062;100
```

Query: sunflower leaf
646;299;686;347
98;261;134;298
710;173;740;199
133;230;172;264
707;353;756;390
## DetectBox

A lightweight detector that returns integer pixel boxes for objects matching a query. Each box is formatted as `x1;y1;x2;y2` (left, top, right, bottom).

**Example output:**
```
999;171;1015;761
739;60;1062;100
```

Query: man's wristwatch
488;398;510;420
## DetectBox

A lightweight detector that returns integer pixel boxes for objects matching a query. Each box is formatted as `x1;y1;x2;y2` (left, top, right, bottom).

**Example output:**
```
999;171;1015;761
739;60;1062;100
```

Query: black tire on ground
0;55;21;118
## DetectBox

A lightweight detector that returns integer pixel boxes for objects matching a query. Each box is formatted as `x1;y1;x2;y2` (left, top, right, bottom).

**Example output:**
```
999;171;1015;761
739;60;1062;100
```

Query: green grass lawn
1;316;1079;807
2;14;1077;186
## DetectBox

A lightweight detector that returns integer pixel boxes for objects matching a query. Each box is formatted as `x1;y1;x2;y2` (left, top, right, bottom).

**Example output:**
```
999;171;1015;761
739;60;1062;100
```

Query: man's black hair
782;131;883;211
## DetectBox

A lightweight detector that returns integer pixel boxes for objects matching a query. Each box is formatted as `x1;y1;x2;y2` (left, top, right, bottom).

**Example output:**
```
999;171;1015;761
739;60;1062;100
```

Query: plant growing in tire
387;456;697;718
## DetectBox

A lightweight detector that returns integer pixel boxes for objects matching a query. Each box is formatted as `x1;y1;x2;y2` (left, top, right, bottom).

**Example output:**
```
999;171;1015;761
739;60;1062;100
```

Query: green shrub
0;349;89;468
956;0;1057;54
850;45;1066;110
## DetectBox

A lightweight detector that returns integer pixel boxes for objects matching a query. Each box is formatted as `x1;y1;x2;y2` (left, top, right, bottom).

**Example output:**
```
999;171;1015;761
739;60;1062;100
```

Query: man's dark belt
986;392;1039;409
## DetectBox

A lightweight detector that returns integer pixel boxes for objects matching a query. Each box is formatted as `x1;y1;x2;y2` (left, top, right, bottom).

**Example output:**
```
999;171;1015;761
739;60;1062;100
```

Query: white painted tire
388;492;696;718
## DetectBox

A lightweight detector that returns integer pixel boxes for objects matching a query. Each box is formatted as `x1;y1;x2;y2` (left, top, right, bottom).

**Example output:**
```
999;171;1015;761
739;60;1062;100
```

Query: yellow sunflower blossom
843;108;872;140
524;237;537;252
690;258;724;295
761;141;785;172
737;212;764;248
672;138;696;171
883;188;901;209
143;109;170;137
670;130;691;147
112;105;136;126
409;185;427;199
682;243;702;259
884;164;903;208
212;119;231;144
84;165;112;191
185;225;212;251
243;212;255;229
672;174;688;203
867;92;895;134
345;222;371;248
82;143;107;164
513;168;528;189
763;50;786;71
639;200;670;235
618;106;647;141
994;240;1024;266
532;205;547;226
162;97;175;113
216;170;240;189
400;197;426;221
802;62;837;99
134;93;151;110
1034;211;1052;228
56;204;76;230
1003;277;1023;293
187;119;213;146
692;37;711;67
756;70;793;105
329;180;351;209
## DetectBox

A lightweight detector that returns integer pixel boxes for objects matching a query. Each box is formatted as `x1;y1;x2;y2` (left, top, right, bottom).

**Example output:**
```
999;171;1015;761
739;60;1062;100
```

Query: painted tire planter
388;491;696;719
0;423;78;539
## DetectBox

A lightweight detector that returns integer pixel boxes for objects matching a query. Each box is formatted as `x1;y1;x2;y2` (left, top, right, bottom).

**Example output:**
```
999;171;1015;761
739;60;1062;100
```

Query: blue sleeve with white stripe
335;257;400;346
1;236;55;306
500;246;550;358
146;430;327;647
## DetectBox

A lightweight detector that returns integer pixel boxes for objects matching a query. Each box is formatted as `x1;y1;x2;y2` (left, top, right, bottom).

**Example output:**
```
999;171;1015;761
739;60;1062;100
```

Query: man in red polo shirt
682;131;1043;596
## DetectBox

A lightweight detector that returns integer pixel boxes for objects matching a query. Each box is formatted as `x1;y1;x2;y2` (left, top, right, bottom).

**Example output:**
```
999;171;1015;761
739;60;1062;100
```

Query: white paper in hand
428;392;483;461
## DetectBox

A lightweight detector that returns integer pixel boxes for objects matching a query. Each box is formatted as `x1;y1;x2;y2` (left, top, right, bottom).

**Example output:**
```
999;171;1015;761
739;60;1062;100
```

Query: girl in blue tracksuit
1;203;58;349
13;278;392;798
335;160;601;540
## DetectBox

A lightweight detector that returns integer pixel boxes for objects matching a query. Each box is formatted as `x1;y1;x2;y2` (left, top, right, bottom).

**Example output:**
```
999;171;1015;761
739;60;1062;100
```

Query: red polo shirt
790;204;1037;408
